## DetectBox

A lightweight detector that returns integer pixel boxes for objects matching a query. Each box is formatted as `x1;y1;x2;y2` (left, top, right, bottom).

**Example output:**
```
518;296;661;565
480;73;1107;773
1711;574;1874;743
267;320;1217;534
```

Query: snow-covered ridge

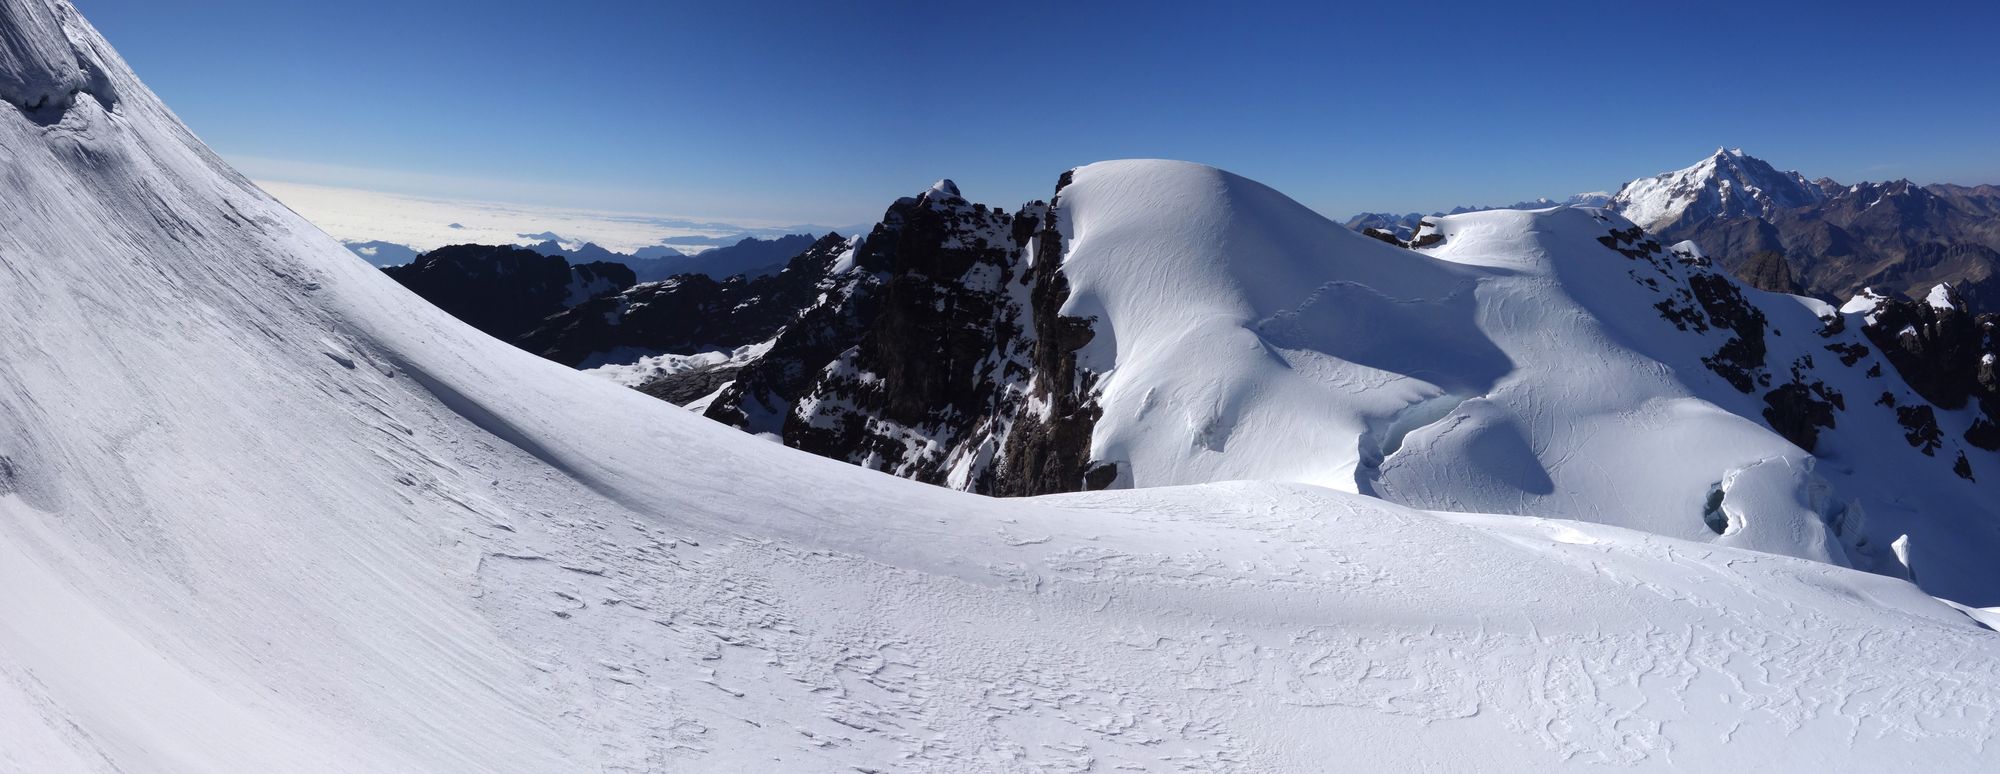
1051;159;1994;600
0;0;118;115
3;1;2000;770
1928;282;1961;310
1353;150;2000;315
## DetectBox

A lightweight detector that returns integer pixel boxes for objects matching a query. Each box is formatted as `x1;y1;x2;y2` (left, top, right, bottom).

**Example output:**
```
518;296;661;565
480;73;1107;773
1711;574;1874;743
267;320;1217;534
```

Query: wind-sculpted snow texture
3;2;2000;771
0;0;113;120
1052;161;1996;603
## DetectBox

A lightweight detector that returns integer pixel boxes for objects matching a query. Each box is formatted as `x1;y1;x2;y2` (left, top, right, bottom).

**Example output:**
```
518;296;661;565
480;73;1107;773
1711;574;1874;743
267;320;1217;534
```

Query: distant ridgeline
1351;149;2000;314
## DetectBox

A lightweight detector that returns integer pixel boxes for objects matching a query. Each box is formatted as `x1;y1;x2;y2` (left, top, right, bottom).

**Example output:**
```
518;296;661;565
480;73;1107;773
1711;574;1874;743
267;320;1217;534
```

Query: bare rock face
1857;285;2000;451
995;171;1110;496
1735;250;1801;294
702;176;1106;496
366;175;1116;498
515;235;852;367
636;363;740;405
1762;380;1840;452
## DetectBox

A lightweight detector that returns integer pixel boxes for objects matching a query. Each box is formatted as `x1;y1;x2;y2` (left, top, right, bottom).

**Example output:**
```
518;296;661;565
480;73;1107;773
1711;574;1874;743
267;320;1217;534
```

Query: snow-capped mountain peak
1927;281;1962;310
1565;190;1614;207
1612;147;1827;230
923;177;963;203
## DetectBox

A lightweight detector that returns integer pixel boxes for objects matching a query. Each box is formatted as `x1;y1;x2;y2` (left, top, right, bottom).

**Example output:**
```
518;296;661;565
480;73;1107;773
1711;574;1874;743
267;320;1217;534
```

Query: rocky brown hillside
1610;151;2000;312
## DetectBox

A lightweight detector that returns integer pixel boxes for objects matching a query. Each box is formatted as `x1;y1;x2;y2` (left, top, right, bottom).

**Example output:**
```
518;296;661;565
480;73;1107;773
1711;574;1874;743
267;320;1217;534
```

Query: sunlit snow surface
1;2;1998;771
1059;160;1994;602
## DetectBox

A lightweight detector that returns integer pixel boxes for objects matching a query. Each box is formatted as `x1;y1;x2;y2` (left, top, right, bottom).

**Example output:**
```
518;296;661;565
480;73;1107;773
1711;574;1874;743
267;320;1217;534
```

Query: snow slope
1056;160;1997;604
2;2;1999;771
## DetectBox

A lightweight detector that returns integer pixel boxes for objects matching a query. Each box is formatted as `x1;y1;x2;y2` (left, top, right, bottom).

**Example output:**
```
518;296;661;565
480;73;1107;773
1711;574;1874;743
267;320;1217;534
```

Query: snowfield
1059;160;1995;603
2;1;1998;772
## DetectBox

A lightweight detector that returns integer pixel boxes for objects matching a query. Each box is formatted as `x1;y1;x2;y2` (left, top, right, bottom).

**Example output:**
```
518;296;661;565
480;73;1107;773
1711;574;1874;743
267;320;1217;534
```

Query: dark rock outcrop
382;244;635;341
645;234;820;282
702;177;1106;496
1970;417;2000;451
1859;287;1991;410
1689;273;1770;393
1736;250;1800;294
994;170;1105;497
1607;218;1852;456
1762;381;1838;452
1897;404;1945;456
515;235;852;367
637;364;742;405
1854;285;2000;451
381;183;1114;497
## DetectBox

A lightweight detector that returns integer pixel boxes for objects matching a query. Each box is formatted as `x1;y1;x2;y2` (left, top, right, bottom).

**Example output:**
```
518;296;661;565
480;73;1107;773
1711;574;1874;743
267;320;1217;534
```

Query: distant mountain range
1349;148;2000;312
378;234;851;378
349;232;823;283
362;232;822;283
1614;149;2000;311
630;233;819;281
380;245;637;341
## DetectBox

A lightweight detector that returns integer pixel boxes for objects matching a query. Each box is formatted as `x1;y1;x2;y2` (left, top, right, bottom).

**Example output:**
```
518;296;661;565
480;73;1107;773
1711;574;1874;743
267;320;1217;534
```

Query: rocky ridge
700;177;1107;496
381;244;635;340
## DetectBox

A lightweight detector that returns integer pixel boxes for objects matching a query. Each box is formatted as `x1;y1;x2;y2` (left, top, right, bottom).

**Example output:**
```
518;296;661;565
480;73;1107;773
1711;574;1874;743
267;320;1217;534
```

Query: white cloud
254;179;790;254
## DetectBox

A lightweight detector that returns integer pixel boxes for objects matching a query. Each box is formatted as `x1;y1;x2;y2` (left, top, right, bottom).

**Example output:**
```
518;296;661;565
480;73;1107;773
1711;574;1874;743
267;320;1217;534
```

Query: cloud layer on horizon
256;180;837;255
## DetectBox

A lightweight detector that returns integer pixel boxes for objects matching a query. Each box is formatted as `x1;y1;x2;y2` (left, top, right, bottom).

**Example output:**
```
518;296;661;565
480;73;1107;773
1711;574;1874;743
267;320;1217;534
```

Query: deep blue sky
75;0;2000;225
